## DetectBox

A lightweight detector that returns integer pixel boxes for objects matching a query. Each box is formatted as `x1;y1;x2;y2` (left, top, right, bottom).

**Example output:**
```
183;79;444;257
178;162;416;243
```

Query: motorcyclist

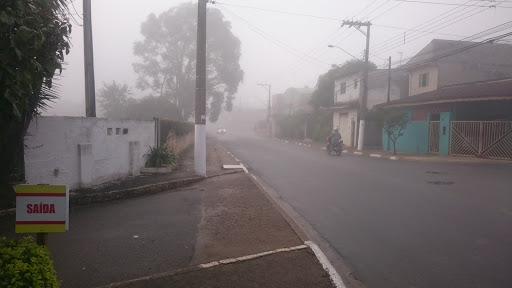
327;128;342;150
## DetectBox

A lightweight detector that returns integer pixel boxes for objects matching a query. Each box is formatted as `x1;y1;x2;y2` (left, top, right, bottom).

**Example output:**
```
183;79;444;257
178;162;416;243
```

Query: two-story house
377;39;512;159
332;70;408;147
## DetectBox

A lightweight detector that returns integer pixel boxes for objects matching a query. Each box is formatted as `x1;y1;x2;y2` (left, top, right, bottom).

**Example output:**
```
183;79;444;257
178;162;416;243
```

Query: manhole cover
427;181;454;185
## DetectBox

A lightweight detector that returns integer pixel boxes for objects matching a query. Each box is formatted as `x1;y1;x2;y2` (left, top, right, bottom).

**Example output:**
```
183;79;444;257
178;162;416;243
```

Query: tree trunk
392;139;397;155
0;120;28;209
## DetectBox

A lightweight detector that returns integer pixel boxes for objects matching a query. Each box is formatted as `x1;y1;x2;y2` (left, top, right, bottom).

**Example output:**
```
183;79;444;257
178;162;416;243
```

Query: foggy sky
46;0;511;117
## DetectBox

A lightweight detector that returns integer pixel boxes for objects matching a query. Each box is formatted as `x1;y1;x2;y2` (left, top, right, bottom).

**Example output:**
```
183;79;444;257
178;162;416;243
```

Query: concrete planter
140;167;173;174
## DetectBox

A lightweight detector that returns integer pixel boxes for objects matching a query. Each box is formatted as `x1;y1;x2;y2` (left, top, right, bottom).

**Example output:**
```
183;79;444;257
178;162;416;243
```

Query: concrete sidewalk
0;137;338;288
274;137;512;164
94;138;337;288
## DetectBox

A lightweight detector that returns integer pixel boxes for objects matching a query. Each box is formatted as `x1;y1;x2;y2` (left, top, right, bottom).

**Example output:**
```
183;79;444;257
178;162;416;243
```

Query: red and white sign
16;185;69;233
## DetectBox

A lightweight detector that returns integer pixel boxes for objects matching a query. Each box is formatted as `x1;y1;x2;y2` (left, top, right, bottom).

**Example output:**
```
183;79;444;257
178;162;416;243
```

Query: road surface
218;132;512;288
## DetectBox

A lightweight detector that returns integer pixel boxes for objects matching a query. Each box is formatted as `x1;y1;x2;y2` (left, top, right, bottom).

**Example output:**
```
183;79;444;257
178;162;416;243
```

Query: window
340;82;346;94
419;73;429;88
353;79;358;89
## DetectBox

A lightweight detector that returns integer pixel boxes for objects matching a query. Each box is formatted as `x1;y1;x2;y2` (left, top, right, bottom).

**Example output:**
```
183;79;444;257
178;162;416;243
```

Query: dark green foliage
159;119;194;146
0;237;60;288
0;0;72;209
275;114;304;139
144;146;179;168
309;110;333;142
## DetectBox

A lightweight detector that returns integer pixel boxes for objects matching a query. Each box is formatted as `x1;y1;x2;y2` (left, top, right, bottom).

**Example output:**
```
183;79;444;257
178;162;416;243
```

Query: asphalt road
50;189;202;288
218;132;512;288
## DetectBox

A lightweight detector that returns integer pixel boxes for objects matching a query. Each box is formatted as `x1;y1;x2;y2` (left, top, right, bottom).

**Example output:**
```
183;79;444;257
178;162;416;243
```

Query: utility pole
257;83;272;137
195;0;207;176
387;56;391;103
342;20;371;151
83;0;96;117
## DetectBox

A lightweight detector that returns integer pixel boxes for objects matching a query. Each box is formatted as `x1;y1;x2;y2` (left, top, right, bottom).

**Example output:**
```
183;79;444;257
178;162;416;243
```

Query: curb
370;154;382;158
0;176;207;216
70;176;205;206
354;152;363;155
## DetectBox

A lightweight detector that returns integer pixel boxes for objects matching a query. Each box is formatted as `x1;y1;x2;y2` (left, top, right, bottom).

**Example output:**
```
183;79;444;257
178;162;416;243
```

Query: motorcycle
326;137;343;156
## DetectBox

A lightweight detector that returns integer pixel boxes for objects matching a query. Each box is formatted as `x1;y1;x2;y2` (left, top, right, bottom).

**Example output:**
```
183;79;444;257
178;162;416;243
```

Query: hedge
0;237;60;288
159;119;195;146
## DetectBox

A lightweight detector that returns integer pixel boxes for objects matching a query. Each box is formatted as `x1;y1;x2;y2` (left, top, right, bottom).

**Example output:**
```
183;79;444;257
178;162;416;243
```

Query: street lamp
257;83;272;137
327;44;359;60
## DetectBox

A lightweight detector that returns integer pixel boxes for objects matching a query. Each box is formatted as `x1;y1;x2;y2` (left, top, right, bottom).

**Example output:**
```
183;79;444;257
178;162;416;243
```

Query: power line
360;0;392;20
373;24;466;37
370;0;479;51
352;0;381;19
380;20;512;68
214;4;331;67
371;1;497;55
211;1;340;21
70;0;83;20
392;0;512;8
370;1;405;21
340;31;512;91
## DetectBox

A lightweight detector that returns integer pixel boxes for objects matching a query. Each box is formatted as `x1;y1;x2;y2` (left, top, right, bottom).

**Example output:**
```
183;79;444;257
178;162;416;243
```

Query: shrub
159;120;194;146
0;237;60;288
144;146;179;168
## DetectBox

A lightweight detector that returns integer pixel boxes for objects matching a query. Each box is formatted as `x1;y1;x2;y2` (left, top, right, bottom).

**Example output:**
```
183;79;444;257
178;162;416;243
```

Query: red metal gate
450;121;512;160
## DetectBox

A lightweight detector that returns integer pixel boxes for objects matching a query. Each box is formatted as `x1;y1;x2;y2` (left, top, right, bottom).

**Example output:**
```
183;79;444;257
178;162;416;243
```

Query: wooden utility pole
387;56;391;103
342;20;371;151
194;0;207;176
83;0;96;117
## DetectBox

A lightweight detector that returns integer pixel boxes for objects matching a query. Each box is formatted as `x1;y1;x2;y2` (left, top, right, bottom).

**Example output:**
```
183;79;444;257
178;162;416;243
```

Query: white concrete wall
333;109;358;147
409;65;439;96
24;116;155;190
334;74;360;103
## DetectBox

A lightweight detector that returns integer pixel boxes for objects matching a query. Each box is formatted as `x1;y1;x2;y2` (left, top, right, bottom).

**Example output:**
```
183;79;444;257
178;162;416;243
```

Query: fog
47;0;511;120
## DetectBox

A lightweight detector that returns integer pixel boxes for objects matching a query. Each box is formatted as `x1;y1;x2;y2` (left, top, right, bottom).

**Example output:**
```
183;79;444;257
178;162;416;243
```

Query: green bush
144;146;179;168
159;120;194;146
0;237;60;288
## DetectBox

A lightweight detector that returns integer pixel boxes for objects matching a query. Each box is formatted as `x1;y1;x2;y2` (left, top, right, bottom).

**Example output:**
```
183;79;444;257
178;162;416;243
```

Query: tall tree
98;81;132;118
0;0;71;207
310;60;376;109
133;3;244;122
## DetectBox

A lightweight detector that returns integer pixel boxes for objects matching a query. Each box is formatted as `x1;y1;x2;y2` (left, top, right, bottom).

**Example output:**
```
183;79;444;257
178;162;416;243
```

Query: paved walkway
1;137;338;288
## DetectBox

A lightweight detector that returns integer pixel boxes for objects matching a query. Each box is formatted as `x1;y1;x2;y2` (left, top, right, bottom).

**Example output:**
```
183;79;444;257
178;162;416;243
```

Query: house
271;87;314;138
378;40;512;160
331;69;408;147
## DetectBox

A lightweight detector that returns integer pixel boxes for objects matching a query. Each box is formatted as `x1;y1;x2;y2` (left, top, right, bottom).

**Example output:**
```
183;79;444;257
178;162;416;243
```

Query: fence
450;121;512;160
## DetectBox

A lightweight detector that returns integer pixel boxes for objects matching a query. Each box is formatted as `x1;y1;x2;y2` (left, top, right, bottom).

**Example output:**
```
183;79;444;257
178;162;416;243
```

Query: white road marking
370;154;382;158
305;241;347;288
198;244;308;269
239;163;248;173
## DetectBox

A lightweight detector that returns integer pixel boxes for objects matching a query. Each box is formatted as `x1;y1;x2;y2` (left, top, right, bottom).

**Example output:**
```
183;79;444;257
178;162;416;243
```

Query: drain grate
427;181;454;185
